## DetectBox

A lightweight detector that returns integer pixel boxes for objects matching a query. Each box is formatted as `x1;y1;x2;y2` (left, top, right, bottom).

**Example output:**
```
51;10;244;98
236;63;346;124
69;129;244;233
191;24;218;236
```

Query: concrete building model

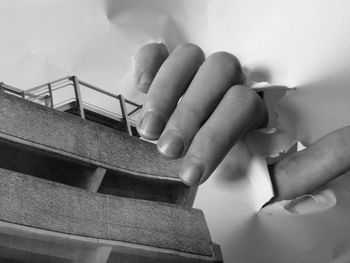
0;76;222;263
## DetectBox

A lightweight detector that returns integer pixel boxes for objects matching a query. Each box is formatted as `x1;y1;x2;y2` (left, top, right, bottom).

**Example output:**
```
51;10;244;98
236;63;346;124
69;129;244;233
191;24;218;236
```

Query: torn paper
245;82;297;161
2;0;350;262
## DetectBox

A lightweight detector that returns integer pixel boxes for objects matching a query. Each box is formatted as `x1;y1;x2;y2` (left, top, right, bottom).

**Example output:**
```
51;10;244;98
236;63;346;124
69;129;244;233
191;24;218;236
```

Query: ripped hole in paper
297;141;306;151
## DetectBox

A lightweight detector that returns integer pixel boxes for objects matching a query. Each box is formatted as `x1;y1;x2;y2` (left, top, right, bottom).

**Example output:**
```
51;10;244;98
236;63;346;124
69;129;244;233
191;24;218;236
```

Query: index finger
137;44;205;140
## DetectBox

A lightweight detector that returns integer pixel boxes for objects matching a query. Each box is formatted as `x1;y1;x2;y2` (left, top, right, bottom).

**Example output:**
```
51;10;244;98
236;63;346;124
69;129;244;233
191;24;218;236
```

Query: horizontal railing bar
25;83;73;99
50;79;71;86
79;80;140;107
51;83;74;92
25;91;52;100
3;89;22;96
25;91;47;100
46;82;72;91
83;101;123;116
128;106;142;117
2;84;23;94
124;99;141;107
25;76;72;93
3;92;24;98
3;76;142;134
78;80;121;100
26;86;48;93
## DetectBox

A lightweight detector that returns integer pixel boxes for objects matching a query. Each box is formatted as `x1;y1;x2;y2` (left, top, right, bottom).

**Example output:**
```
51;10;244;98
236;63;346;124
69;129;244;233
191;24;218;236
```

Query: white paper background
1;0;350;262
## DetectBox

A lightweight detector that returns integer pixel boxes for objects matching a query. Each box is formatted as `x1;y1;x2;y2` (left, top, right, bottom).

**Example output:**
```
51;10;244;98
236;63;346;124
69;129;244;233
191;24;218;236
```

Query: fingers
179;85;267;185
157;52;245;159
137;43;205;140
269;126;350;202
134;43;266;187
134;43;169;93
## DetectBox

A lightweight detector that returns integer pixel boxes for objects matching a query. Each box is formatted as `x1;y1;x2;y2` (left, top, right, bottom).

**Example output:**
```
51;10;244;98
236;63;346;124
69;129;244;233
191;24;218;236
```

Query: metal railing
0;82;25;98
0;76;142;136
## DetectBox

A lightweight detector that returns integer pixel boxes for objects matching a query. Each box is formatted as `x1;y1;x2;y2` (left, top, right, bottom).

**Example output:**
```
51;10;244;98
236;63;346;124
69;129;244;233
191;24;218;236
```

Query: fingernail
179;161;204;186
157;130;185;158
138;111;166;140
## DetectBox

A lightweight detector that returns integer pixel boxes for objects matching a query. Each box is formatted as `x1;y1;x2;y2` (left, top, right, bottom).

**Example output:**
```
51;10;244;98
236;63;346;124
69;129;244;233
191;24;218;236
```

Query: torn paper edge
245;80;298;160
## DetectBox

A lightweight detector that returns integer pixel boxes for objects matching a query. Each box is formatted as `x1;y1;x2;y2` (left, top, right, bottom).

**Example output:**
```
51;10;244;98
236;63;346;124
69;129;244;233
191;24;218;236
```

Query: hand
133;43;350;203
133;43;267;185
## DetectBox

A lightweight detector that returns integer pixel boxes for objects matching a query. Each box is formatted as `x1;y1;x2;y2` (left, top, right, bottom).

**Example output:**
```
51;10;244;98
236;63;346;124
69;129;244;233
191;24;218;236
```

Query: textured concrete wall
0;93;181;179
0;168;212;256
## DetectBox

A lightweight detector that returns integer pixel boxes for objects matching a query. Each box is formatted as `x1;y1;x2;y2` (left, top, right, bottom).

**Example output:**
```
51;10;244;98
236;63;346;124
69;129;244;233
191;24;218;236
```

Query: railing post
48;83;54;108
71;76;85;119
119;95;132;136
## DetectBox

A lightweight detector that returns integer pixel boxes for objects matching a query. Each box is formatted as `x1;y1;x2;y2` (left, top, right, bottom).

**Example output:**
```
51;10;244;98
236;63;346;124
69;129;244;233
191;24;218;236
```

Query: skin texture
269;126;350;202
134;43;350;203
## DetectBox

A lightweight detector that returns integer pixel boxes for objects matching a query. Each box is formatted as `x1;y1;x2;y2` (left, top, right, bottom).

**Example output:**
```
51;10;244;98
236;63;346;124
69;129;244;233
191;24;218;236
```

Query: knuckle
199;127;223;147
224;85;267;126
167;104;202;132
180;103;202;120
